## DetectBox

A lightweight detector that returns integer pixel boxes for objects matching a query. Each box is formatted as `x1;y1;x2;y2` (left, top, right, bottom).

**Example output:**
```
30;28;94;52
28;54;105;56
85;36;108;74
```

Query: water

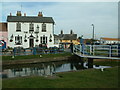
1;61;111;79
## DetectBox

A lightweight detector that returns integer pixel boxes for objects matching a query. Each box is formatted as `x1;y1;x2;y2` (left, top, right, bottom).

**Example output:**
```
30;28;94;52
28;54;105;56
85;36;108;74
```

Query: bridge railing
73;44;120;57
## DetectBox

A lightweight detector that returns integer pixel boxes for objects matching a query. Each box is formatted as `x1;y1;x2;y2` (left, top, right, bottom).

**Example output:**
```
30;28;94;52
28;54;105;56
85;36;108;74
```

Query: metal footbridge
73;44;120;60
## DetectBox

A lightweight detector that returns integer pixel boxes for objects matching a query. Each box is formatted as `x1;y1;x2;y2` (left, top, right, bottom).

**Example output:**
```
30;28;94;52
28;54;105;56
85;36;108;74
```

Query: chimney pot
10;13;12;16
16;11;22;16
38;12;43;17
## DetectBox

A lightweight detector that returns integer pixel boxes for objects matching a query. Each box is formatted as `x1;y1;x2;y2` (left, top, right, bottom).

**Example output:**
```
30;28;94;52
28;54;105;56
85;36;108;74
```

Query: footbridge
73;44;120;68
73;44;120;60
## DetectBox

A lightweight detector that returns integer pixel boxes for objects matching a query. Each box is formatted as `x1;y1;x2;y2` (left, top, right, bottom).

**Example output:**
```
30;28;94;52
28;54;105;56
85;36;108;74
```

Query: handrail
73;44;120;58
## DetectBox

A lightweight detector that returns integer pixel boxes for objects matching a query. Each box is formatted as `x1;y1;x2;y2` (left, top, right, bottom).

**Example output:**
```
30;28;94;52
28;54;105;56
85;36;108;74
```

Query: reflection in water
2;61;111;79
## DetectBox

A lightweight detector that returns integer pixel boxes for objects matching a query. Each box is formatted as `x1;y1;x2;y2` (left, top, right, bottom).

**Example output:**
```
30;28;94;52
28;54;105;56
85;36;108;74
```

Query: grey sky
1;1;118;39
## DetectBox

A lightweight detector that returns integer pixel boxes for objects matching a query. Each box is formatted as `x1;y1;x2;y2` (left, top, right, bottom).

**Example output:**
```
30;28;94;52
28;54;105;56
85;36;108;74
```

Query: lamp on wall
24;34;27;42
10;34;14;42
49;34;52;42
36;35;39;42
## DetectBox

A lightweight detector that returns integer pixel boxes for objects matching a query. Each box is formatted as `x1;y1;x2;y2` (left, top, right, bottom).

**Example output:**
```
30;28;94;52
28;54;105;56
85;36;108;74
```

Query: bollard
12;55;14;59
13;48;15;57
101;68;104;72
40;55;42;58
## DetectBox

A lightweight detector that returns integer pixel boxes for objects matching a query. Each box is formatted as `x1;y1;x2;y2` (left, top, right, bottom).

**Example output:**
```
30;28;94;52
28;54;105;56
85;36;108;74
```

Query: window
40;36;47;44
46;37;47;43
40;37;42;44
16;22;21;31
29;23;34;32
43;36;46;44
15;35;22;45
42;23;46;32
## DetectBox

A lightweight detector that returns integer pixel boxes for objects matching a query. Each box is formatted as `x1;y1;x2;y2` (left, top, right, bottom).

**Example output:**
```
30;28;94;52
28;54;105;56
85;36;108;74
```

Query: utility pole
91;24;95;55
91;24;94;40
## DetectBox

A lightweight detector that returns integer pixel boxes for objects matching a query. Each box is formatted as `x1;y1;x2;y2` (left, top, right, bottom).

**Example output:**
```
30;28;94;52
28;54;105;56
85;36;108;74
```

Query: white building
7;11;55;48
100;37;120;44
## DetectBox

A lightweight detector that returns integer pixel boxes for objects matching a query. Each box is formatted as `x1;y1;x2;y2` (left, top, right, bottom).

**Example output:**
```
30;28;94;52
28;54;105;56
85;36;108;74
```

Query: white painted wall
8;22;55;48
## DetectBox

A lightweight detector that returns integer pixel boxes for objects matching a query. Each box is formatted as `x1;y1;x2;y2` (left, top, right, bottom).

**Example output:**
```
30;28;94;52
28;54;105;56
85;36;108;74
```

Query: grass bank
2;66;119;88
2;52;72;61
93;60;119;67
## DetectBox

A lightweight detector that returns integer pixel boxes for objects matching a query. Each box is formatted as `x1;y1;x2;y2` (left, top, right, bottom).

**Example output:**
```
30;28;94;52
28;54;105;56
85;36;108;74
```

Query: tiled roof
7;16;54;24
54;34;60;39
59;34;77;40
101;37;120;41
0;23;7;31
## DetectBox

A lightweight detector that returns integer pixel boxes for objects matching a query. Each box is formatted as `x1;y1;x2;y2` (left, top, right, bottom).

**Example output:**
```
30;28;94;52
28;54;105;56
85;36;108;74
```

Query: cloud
1;2;118;39
1;0;119;2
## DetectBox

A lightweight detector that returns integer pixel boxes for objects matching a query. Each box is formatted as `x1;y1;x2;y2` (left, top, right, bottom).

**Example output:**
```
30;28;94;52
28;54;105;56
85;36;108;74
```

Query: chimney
16;11;22;16
38;12;43;17
61;30;63;34
70;30;73;34
24;13;26;16
10;13;12;16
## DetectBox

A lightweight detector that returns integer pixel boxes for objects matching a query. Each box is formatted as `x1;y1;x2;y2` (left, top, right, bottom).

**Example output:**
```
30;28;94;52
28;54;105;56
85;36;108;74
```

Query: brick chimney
38;12;43;17
70;30;73;34
16;11;22;16
24;13;26;16
61;30;63;34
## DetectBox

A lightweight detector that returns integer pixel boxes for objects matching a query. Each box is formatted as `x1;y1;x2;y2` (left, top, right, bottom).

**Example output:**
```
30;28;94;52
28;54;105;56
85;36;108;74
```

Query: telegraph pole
91;24;95;55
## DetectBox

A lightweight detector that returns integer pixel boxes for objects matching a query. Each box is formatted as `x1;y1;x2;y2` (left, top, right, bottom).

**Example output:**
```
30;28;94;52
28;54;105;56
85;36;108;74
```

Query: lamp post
91;24;94;41
91;24;95;55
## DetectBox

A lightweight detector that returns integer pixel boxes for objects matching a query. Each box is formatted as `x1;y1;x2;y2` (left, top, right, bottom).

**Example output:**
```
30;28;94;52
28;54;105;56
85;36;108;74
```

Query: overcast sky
0;1;118;39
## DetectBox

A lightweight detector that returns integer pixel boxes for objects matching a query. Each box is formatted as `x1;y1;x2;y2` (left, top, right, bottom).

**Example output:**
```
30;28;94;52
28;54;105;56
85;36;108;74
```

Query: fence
73;44;120;57
0;47;64;56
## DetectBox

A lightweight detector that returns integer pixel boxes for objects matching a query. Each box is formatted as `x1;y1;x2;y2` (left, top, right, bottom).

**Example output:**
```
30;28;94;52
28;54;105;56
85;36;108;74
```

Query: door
29;39;34;47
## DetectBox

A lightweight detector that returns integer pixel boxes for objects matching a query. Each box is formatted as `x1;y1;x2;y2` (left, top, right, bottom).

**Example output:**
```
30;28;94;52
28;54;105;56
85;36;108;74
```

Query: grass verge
2;52;72;61
2;67;119;88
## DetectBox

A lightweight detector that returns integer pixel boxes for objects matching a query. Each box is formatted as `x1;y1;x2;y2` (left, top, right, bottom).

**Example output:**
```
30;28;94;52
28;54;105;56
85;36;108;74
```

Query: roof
54;34;60;39
0;23;7;31
101;37;120;41
7;16;54;24
59;34;77;40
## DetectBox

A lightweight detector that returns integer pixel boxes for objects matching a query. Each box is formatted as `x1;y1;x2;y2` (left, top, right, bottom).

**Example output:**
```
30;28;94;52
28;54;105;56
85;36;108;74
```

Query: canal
1;58;111;79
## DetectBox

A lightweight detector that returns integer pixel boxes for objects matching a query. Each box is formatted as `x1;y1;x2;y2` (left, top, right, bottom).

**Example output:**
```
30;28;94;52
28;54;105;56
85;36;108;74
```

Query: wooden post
79;57;84;69
109;45;111;57
72;45;75;53
88;58;93;68
111;45;113;57
90;45;92;55
80;44;81;56
13;48;15;57
118;44;120;57
82;44;84;55
91;45;94;55
93;45;94;55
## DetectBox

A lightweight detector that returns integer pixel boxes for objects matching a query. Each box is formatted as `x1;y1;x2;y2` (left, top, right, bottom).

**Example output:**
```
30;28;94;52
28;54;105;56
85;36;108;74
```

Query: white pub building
7;11;55;48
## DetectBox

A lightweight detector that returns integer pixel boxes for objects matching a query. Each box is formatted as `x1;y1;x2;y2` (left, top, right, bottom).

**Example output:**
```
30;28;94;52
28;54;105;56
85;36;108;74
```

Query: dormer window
16;22;21;32
29;23;34;32
42;23;46;32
